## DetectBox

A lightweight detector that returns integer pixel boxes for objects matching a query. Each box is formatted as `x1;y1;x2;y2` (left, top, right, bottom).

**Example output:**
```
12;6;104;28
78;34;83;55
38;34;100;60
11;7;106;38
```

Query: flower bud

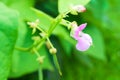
70;5;86;15
27;19;39;28
46;41;51;49
36;56;45;64
39;32;47;38
27;19;40;34
32;36;41;44
32;36;41;41
49;48;57;54
70;21;78;29
73;5;86;13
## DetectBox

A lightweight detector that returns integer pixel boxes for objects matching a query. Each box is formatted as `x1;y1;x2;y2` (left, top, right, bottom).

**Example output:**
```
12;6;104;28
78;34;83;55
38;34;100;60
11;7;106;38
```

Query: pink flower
73;5;86;13
70;5;86;15
70;23;92;51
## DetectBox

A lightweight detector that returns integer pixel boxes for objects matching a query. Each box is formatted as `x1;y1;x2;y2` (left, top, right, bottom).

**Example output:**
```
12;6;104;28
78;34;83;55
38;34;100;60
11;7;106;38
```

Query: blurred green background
0;0;120;80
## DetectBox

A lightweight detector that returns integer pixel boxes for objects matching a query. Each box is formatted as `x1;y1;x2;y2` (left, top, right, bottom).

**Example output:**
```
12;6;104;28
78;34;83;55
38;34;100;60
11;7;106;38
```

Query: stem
53;54;62;76
35;14;64;51
36;38;46;50
38;65;43;80
47;10;71;36
15;46;31;51
33;11;70;51
32;47;43;80
32;48;40;57
47;14;64;36
46;37;54;49
37;26;45;33
60;19;71;27
47;37;62;76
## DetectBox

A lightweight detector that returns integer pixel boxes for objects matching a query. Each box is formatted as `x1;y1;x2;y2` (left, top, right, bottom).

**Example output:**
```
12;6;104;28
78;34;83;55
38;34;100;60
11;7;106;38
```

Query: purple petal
71;23;87;40
78;23;87;31
73;28;80;39
76;37;91;51
76;33;92;51
81;33;92;45
73;23;87;39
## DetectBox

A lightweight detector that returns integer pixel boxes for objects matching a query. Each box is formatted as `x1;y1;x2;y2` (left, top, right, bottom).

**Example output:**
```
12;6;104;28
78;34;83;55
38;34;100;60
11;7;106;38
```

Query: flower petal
72;5;86;13
80;32;92;45
76;37;91;51
78;23;87;31
72;23;87;40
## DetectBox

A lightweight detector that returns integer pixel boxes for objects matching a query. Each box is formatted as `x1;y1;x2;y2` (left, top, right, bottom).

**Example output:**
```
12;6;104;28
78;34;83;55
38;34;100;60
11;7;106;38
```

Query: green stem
38;65;43;80
15;46;31;51
35;13;64;51
37;26;45;33
46;37;54;49
53;54;62;76
32;12;69;52
16;11;70;52
60;19;71;27
47;10;71;36
32;48;43;80
36;38;46;50
47;14;64;36
32;48;40;57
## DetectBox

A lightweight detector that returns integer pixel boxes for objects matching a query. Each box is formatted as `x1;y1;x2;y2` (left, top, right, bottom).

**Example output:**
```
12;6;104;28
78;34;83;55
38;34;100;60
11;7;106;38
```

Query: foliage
0;0;120;80
0;2;18;80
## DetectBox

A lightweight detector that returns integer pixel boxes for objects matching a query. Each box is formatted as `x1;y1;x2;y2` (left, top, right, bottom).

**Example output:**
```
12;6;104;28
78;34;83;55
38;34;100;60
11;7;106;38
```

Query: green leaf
84;26;106;60
9;0;35;19
58;0;91;13
7;7;54;78
9;1;53;30
0;2;19;80
0;0;9;4
0;1;54;78
1;1;54;78
9;19;53;78
59;38;72;56
30;8;53;30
